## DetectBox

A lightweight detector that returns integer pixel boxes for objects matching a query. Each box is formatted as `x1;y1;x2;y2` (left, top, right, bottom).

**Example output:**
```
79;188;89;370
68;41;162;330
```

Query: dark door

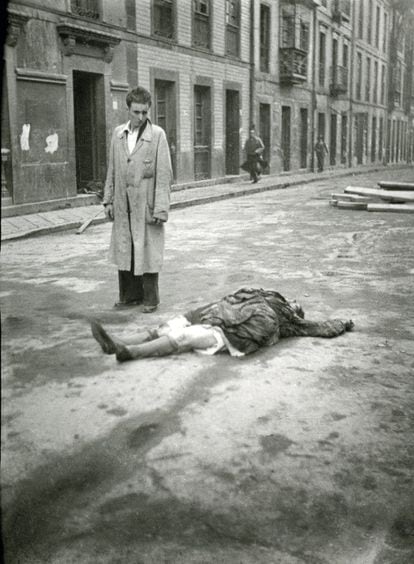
225;90;240;174
371;116;376;162
299;108;308;168
154;80;177;180
330;113;337;165
259;103;270;173
73;71;106;193
194;85;211;180
355;114;364;165
341;114;347;164
281;106;291;171
318;112;325;140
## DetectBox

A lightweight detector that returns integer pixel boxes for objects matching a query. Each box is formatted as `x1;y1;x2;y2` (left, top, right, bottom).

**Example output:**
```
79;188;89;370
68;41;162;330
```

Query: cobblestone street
1;168;414;564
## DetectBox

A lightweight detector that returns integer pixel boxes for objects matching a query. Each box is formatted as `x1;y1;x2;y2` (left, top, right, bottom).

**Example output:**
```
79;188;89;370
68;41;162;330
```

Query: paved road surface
1;169;414;564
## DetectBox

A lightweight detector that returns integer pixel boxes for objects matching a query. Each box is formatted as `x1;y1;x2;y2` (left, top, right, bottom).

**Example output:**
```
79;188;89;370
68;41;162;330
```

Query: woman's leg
116;325;220;362
91;321;156;354
116;336;178;362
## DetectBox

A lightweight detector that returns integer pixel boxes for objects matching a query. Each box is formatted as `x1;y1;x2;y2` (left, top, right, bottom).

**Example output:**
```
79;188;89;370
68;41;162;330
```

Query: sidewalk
0;164;406;242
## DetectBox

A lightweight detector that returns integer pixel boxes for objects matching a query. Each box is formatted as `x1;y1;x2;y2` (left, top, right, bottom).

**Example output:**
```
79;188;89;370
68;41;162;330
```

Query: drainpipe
249;0;255;126
348;0;356;168
310;2;317;171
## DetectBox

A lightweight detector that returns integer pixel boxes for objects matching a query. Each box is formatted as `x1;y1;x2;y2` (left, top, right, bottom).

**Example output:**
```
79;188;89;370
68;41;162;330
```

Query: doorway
341;114;347;164
225;90;240;174
259;103;270;173
281;106;291;171
73;71;106;193
154;80;177;180
194;85;211;180
299;108;308;169
330;113;337;165
355;113;365;165
371;116;377;162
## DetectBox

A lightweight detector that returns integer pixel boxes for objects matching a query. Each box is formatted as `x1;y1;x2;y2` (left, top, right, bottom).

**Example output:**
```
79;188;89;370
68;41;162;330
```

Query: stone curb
1;165;410;242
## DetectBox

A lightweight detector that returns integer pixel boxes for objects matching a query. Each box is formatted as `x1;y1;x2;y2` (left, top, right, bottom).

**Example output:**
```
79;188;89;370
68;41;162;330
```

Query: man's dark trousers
118;238;159;306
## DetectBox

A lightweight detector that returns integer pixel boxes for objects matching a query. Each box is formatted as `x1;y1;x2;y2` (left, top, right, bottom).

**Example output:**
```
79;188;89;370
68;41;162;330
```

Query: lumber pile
330;180;414;213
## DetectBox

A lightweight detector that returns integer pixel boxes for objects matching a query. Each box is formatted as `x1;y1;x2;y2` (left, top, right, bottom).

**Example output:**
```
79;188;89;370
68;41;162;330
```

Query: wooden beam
344;186;414;202
336;201;368;210
367;203;414;214
378;181;414;191
331;193;376;202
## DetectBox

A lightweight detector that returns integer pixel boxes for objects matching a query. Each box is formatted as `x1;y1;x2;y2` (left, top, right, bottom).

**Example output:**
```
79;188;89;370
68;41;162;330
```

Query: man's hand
104;204;114;221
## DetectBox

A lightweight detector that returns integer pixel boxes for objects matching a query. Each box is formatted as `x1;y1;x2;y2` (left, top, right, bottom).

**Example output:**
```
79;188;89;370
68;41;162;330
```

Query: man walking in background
315;135;329;172
103;86;172;313
242;124;265;183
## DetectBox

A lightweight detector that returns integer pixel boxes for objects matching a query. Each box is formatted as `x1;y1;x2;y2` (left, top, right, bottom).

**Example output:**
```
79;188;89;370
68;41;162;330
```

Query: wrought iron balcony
279;47;307;83
330;64;348;95
332;0;351;23
71;0;100;20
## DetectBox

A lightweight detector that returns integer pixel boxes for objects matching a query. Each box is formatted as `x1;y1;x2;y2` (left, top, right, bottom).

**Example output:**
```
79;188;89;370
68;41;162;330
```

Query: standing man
243;124;265;183
103;86;172;313
315;135;329;172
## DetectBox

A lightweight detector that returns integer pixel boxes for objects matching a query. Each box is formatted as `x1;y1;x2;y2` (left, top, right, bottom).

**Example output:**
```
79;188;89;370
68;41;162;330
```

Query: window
373;61;378;104
319;31;326;87
153;0;175;40
343;43;348;69
300;20;310;52
381;64;386;105
366;57;371;102
358;1;364;39
260;4;270;72
375;6;380;48
193;0;210;49
226;0;240;57
281;11;294;48
126;0;136;30
367;0;372;44
394;64;402;106
383;12;388;52
356;52;362;100
71;0;100;19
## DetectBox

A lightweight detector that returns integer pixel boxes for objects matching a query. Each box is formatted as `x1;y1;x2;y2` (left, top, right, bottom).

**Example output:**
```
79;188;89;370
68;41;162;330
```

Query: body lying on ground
91;287;354;362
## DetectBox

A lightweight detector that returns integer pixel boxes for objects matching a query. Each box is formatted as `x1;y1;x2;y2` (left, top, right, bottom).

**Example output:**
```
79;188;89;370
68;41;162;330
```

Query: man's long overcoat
104;120;172;275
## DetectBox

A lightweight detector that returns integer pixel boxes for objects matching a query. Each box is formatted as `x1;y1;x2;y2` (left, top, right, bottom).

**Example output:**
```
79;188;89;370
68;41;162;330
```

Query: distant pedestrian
315;136;329;172
103;86;172;313
91;287;354;362
242;125;265;183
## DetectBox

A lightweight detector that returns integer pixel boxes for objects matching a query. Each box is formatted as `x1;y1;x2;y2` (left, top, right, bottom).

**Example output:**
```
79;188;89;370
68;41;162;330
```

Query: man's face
128;102;149;130
249;129;255;137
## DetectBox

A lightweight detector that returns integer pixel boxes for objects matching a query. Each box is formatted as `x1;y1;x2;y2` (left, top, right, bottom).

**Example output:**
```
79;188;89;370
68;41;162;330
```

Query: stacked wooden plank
329;180;414;213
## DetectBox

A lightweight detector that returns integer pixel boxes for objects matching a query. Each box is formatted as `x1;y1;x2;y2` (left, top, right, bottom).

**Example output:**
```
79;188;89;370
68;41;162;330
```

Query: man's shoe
113;300;141;309
142;305;158;314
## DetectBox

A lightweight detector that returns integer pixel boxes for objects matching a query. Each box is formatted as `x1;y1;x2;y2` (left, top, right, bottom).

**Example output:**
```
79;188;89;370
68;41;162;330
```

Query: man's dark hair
126;87;152;108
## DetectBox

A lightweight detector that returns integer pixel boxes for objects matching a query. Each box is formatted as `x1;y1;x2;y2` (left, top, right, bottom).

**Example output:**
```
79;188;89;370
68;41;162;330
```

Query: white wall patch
45;133;59;154
20;124;31;151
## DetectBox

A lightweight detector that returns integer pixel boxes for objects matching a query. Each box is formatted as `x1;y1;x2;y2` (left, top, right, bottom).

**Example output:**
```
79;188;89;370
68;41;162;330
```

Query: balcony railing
279;47;307;83
332;0;351;23
71;0;100;20
330;64;348;95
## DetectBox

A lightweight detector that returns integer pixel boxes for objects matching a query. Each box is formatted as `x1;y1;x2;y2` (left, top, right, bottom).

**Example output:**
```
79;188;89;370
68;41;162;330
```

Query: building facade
1;0;413;210
252;0;414;175
2;0;251;207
